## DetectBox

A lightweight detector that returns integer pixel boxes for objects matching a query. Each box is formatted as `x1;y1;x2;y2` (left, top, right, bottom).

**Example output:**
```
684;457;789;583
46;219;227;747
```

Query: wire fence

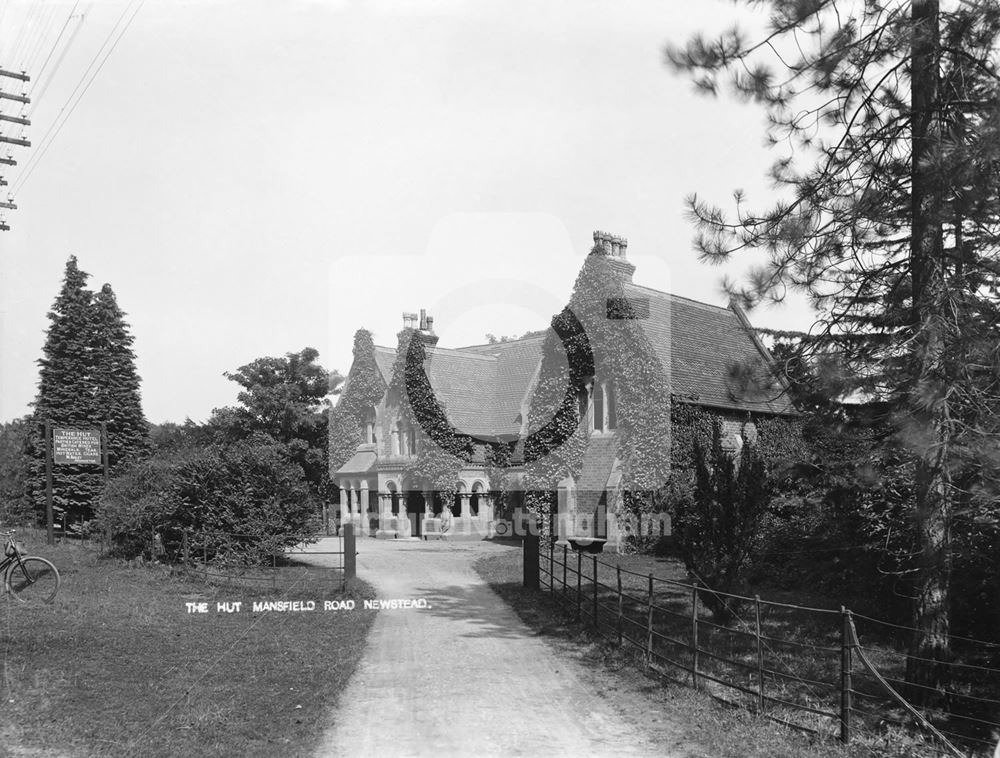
176;529;350;592
534;541;1000;758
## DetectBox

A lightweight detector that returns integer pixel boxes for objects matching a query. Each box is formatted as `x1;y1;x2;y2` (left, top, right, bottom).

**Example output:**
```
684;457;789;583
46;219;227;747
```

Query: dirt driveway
304;538;687;758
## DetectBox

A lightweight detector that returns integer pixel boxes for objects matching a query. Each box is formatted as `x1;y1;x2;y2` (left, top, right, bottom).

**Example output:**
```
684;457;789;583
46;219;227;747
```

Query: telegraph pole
0;66;30;232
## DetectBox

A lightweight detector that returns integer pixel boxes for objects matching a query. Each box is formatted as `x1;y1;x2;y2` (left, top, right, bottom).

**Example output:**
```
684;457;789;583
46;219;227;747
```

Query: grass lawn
475;546;958;758
1;533;376;757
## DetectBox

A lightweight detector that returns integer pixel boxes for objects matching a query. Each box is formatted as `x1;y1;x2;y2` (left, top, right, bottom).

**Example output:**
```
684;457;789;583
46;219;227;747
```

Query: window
606;381;617;430
593;383;604;432
363;407;376;444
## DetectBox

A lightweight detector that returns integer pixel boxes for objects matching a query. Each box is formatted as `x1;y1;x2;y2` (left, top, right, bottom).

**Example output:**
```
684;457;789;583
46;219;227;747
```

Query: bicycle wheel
6;557;60;603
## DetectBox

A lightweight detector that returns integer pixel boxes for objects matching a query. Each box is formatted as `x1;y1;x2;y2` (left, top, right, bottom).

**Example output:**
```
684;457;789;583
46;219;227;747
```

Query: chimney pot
426;316;434;332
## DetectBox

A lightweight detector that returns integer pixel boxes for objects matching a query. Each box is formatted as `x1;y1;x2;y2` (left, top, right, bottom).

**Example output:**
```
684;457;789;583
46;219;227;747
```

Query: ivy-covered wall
522;245;673;536
386;328;473;499
328;329;386;474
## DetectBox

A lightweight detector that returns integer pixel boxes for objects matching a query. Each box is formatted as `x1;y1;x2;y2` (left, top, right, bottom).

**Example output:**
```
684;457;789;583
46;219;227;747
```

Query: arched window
363;406;377;444
578;387;589;428
593;382;605;432
407;426;417;457
396;421;406;456
606;381;617;430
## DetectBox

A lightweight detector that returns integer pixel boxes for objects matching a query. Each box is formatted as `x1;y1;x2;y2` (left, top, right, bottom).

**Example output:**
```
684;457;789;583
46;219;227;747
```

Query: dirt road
305;538;683;758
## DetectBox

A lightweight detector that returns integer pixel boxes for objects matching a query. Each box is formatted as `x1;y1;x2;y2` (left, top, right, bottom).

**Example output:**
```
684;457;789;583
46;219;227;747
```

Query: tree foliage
668;0;1000;701
97;440;319;564
28;257;150;523
210;347;340;499
674;421;773;624
0;418;33;524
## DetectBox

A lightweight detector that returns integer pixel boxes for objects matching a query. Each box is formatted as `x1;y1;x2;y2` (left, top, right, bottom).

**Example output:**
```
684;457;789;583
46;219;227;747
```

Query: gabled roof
366;280;794;439
371;338;544;438
622;282;795;416
336;445;377;476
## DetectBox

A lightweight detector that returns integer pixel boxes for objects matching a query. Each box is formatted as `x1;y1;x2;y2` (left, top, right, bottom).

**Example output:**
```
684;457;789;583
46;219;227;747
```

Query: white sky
0;0;817;424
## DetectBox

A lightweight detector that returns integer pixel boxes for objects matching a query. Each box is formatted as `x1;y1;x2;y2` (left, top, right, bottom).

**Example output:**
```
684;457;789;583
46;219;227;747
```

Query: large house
330;231;796;544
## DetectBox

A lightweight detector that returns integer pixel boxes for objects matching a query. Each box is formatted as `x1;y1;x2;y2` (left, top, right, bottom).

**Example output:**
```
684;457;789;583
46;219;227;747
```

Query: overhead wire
12;0;145;195
30;5;87;109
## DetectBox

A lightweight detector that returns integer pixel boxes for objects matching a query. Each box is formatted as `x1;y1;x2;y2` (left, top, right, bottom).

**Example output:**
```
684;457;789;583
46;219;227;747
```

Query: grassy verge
1;535;375;757
475;547;946;758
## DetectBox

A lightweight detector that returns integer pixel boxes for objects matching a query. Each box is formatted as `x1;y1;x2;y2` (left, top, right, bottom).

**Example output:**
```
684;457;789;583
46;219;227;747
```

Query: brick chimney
414;308;439;347
592;230;635;282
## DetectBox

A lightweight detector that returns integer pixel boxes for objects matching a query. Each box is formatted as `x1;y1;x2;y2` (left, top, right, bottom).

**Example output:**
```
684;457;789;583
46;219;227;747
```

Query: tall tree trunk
907;0;952;707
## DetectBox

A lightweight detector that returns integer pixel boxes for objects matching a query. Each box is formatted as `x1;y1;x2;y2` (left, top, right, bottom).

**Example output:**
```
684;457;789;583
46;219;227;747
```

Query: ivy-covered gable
328;329;387;473
521;245;674;528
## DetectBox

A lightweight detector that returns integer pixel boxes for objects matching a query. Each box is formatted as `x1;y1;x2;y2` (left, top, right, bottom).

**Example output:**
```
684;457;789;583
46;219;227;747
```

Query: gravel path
304;538;673;758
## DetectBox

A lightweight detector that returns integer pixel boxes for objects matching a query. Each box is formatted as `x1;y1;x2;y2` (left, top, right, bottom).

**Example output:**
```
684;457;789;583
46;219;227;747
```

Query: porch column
339;486;348;527
460;493;471;519
359;481;370;537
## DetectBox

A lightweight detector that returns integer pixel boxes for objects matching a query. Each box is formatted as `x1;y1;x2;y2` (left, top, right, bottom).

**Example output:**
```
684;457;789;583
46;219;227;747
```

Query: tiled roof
365;278;793;442
622;282;795;415
371;338;544;438
335;446;377;476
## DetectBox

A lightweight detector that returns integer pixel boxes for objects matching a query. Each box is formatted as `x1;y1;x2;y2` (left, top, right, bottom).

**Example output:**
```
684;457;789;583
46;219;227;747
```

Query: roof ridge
425;346;497;361
457;333;548;351
623;281;734;313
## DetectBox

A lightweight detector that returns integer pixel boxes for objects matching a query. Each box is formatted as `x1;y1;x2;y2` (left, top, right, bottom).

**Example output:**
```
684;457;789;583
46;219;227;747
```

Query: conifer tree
28;258;149;523
668;0;1000;701
91;283;151;471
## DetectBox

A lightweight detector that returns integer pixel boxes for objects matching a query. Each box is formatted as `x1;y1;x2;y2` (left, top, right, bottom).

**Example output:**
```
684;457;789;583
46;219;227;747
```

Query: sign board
53;427;102;465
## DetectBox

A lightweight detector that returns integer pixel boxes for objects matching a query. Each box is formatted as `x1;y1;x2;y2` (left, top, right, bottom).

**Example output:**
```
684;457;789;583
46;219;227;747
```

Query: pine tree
668;0;1000;702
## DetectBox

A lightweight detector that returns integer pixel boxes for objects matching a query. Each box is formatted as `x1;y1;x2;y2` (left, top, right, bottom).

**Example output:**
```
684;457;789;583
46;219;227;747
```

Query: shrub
97;441;319;564
673;421;772;624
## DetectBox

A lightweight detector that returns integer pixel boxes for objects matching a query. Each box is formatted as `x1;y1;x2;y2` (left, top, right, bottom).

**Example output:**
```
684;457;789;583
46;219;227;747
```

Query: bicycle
1;530;60;603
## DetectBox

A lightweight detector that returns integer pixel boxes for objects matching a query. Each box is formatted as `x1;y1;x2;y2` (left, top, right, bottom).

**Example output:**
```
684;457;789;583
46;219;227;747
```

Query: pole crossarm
0;113;30;126
0;91;30;105
0;156;15;165
0;135;30;147
0;69;30;82
0;201;16;210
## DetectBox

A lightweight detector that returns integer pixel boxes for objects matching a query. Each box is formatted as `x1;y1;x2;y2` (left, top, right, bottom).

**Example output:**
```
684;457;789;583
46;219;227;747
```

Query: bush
97;441;319;564
95;457;178;559
673;421;772;624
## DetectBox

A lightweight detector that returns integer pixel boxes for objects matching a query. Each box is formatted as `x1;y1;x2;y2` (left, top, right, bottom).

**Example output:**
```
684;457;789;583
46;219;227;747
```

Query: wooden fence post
840;606;853;744
576;549;582;621
523;532;540;589
616;565;623;645
549;539;554;592
646;574;654;668
563;545;568;598
592;555;598;629
755;595;765;713
344;524;356;582
691;583;700;689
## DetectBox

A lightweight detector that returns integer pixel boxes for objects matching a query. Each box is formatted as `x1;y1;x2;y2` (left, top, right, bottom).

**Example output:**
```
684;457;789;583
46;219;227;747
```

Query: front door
406;491;425;538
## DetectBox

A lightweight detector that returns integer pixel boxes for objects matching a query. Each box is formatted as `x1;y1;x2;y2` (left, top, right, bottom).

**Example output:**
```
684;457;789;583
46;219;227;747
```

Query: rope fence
532;540;1000;758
